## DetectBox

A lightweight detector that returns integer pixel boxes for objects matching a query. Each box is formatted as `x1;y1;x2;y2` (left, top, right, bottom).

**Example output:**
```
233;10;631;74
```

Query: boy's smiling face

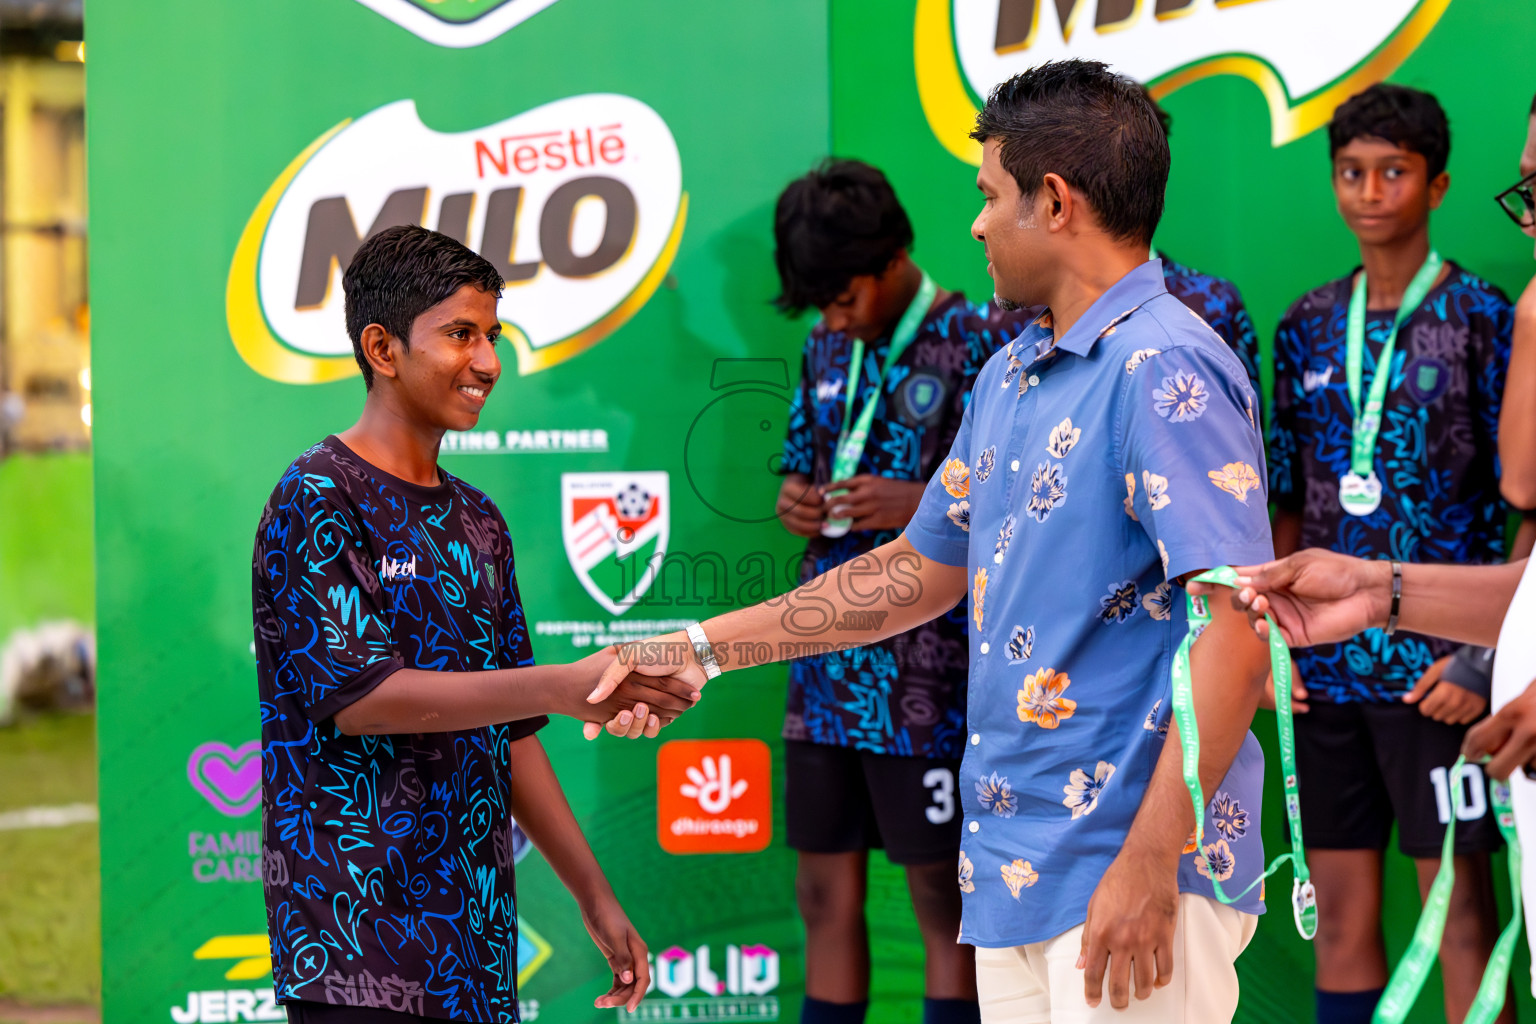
383;284;502;433
1332;136;1449;248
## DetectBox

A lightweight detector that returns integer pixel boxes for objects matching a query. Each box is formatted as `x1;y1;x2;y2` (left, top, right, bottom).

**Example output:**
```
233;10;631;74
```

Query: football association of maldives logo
915;0;1452;161
226;93;686;384
561;472;669;616
352;0;564;48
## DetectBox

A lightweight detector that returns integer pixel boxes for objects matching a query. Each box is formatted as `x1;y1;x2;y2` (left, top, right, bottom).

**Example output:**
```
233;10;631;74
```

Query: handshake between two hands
573;632;710;741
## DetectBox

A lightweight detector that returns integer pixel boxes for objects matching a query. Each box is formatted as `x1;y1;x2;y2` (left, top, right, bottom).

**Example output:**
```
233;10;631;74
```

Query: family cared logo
188;740;261;817
352;0;564;48
561;471;670;616
656;739;771;855
227;93;686;384
915;0;1453;161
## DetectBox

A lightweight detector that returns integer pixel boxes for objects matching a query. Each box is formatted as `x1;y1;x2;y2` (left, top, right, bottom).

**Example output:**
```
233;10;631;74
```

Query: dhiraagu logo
352;0;565;48
915;0;1454;162
226;93;687;384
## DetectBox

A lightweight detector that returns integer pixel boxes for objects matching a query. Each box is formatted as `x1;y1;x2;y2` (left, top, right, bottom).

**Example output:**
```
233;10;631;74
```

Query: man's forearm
699;534;967;672
334;664;590;735
1498;299;1536;510
508;736;614;908
1393;559;1525;646
1122;601;1267;864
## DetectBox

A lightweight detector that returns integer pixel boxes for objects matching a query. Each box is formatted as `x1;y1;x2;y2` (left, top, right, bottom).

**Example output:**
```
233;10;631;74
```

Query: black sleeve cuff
507;716;550;742
308;656;407;724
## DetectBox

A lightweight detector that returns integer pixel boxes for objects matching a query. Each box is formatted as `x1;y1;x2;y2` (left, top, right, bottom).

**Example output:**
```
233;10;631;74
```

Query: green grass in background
0;713;100;1007
0;454;100;1009
0;454;94;640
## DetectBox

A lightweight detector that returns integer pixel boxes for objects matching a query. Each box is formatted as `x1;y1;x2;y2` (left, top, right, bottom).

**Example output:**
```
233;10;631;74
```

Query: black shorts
783;739;961;865
1295;697;1503;858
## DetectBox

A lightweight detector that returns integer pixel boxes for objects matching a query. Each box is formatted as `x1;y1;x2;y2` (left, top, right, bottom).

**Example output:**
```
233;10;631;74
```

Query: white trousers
974;893;1258;1024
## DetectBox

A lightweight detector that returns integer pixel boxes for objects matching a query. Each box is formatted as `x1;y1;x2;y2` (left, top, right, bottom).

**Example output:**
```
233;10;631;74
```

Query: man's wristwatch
685;622;722;680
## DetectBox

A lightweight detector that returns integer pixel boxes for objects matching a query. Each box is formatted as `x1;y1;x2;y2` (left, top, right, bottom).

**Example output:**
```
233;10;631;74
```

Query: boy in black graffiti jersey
772;160;1026;1024
1267;85;1513;1024
253;225;697;1024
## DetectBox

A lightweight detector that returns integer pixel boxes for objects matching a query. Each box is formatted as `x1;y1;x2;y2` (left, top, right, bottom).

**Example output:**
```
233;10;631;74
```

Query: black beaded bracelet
1384;560;1402;635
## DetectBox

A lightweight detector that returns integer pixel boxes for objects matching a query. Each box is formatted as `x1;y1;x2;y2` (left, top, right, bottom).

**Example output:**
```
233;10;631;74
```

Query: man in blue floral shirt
771;159;1023;1024
601;62;1276;1023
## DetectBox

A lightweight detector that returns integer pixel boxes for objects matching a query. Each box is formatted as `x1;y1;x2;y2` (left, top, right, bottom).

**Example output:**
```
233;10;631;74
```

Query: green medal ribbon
822;271;937;537
1171;566;1317;939
1373;757;1521;1024
1340;251;1443;516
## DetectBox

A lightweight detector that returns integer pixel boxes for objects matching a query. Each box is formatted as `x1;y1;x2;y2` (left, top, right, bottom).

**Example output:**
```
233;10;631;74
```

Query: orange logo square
657;739;772;855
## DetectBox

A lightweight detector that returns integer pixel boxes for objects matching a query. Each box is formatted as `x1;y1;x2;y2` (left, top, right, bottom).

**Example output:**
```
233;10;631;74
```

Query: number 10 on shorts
1430;762;1488;824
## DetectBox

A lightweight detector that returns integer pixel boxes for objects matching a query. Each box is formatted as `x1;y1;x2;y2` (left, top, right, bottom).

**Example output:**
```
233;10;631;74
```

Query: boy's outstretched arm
507;734;652;1012
333;647;699;736
586;534;968;736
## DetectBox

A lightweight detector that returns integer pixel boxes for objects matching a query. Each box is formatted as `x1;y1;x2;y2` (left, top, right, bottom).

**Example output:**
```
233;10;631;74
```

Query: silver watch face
692;642;713;665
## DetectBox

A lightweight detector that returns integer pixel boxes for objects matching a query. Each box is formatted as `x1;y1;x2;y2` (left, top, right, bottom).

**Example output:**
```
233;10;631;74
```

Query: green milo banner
87;1;1536;1023
89;1;826;1022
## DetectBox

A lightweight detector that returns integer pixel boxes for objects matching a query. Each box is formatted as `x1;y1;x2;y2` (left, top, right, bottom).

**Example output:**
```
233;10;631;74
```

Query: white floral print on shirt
1063;761;1116;819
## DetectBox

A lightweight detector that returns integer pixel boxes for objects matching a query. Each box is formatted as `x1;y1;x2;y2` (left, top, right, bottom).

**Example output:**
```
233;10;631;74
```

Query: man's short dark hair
772;159;914;315
1328;83;1451;180
970;60;1169;246
342;225;504;389
1141;84;1172;138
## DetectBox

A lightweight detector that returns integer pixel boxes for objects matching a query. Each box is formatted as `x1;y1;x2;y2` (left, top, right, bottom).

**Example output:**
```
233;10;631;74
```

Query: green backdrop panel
827;0;1536;1021
89;2;827;1023
89;1;1536;1022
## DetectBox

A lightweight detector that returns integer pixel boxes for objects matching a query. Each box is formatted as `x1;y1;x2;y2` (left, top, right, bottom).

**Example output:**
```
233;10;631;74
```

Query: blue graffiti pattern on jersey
253;437;544;1021
780;293;1025;757
1159;255;1262;407
1268;263;1512;702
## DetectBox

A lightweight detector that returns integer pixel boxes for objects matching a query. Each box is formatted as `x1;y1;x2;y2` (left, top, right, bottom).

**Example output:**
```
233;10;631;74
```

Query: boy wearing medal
1267;83;1515;1024
770;159;1022;1024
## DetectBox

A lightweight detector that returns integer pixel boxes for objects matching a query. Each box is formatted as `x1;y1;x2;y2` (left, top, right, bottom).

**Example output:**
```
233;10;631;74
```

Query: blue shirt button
968;821;980;834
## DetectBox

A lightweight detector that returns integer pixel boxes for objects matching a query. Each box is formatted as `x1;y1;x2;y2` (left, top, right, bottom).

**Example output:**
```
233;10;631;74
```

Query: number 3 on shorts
1430;762;1488;824
923;768;955;824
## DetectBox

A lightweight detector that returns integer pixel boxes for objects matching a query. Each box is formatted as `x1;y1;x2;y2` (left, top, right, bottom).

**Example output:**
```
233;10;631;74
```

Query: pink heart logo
188;740;262;817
